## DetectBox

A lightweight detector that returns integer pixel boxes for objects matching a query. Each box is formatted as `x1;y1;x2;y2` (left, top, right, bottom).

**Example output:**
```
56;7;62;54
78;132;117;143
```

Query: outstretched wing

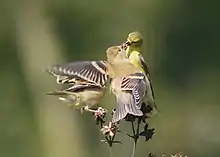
121;73;146;108
47;61;108;87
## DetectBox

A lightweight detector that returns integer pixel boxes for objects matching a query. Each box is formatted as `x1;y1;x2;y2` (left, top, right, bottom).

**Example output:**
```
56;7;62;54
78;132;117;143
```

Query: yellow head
126;31;143;46
125;31;143;57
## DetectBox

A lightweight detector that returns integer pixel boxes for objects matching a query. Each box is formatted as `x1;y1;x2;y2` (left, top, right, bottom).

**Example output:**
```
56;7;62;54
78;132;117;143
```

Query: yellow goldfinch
125;31;158;114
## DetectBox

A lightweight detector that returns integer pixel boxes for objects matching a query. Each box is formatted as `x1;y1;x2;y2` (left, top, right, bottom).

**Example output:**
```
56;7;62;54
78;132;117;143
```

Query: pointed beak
125;41;131;46
120;43;126;51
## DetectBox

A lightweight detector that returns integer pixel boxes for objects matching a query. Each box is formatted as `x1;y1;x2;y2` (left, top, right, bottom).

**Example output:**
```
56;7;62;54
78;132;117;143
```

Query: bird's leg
84;106;106;116
84;105;96;112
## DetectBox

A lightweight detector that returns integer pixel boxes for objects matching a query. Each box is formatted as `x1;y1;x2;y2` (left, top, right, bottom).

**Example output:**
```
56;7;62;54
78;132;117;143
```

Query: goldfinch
125;31;158;114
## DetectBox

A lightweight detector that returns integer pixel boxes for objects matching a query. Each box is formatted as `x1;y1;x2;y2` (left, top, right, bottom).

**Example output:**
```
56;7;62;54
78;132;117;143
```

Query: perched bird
125;31;158;114
105;46;146;122
46;83;105;112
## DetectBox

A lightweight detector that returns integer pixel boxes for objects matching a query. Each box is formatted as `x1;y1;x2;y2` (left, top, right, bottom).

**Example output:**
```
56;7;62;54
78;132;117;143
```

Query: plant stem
104;136;113;157
131;121;137;157
109;145;113;157
132;121;136;138
132;140;136;157
131;118;141;157
105;133;116;157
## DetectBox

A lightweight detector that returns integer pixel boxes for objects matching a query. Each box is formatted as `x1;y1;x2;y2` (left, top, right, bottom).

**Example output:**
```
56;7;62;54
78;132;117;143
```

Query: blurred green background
1;0;220;157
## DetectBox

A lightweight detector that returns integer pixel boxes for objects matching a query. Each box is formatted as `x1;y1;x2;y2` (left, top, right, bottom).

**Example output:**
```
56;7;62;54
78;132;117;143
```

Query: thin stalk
131;118;141;157
104;132;116;157
132;141;136;157
105;136;113;157
109;146;112;157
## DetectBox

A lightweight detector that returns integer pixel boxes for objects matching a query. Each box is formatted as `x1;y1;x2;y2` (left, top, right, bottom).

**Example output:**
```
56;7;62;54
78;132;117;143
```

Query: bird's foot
84;106;96;112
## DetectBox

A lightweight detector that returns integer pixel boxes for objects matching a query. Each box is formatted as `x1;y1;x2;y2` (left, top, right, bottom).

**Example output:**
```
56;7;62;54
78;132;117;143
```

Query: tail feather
46;91;66;96
112;92;143;123
46;90;77;103
148;102;160;117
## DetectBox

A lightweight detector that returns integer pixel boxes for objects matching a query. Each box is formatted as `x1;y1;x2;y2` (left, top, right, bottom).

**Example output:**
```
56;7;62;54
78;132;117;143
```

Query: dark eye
126;42;131;46
133;41;138;44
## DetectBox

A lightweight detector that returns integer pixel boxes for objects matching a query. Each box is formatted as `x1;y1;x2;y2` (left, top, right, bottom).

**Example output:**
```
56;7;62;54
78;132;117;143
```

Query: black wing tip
132;72;145;77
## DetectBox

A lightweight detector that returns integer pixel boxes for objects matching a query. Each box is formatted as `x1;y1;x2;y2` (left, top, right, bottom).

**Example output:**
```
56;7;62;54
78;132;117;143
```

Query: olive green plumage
125;31;158;115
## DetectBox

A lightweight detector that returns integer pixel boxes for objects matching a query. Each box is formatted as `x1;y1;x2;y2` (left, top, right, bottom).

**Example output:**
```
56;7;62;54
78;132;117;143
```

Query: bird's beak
125;41;131;46
120;43;127;50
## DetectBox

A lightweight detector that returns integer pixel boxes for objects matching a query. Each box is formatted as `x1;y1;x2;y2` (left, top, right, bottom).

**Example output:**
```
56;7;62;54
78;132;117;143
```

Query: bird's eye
132;41;138;44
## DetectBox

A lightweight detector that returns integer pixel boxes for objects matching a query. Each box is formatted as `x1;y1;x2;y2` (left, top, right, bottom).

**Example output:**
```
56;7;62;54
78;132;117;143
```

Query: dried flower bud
100;122;119;137
93;107;107;125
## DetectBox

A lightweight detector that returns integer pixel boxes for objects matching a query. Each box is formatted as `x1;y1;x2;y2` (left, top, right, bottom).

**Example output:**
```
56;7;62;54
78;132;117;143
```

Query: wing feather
139;55;155;99
47;61;108;87
121;73;146;108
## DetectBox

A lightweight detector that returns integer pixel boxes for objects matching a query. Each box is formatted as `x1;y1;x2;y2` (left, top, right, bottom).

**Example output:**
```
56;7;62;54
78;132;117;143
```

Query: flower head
100;122;119;137
93;107;107;125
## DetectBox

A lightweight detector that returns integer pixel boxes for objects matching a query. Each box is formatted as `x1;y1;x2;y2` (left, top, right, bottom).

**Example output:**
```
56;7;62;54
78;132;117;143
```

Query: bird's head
125;31;143;57
106;46;125;62
126;31;143;46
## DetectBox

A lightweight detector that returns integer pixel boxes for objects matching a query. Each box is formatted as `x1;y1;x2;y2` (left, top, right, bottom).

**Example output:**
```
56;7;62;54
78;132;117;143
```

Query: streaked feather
110;73;146;122
47;61;108;87
65;84;103;93
121;73;146;107
112;91;143;123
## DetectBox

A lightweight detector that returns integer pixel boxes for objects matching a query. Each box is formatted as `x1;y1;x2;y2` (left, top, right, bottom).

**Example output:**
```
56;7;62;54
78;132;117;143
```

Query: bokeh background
1;0;220;157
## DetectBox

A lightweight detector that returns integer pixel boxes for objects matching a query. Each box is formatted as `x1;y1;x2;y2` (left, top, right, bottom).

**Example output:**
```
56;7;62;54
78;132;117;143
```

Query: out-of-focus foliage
1;0;220;157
